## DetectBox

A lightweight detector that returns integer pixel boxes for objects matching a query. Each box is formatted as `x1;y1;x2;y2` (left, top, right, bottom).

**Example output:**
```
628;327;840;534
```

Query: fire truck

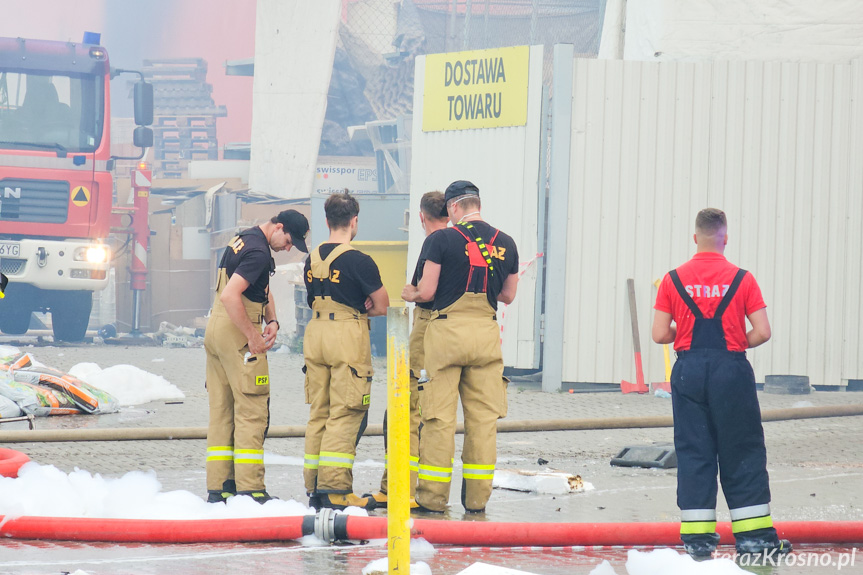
0;35;153;341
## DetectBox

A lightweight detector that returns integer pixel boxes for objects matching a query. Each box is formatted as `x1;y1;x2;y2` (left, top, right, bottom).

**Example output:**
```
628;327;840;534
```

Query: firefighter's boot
206;479;236;503
319;493;376;511
364;491;388;507
237;490;279;504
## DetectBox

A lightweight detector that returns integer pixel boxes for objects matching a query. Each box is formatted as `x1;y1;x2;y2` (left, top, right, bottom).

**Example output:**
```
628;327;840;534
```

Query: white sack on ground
492;468;594;495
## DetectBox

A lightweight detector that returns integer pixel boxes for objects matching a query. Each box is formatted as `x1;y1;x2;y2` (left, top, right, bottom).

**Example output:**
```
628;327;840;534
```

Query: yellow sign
71;186;90;207
423;45;530;132
137;190;149;198
256;375;269;386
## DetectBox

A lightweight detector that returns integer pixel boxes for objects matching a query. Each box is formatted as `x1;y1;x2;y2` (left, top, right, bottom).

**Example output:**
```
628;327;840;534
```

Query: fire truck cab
0;36;151;341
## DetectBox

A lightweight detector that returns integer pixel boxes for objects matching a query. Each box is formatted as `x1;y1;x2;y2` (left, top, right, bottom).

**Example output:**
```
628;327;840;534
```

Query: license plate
0;242;20;257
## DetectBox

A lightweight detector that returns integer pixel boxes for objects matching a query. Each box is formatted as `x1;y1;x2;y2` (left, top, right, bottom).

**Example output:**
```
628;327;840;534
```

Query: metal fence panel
561;57;863;386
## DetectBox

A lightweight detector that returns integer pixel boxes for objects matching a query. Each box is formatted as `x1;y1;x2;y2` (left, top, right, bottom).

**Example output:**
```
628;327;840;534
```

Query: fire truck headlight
74;246;109;263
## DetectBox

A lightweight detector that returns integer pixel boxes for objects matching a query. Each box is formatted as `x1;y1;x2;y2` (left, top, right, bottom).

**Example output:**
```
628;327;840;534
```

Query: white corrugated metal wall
408;46;545;369
561;58;863;386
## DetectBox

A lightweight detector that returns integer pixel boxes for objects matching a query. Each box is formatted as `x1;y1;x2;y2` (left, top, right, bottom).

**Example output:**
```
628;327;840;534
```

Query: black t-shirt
423;221;519;310
304;243;384;313
218;227;273;304
411;230;446;311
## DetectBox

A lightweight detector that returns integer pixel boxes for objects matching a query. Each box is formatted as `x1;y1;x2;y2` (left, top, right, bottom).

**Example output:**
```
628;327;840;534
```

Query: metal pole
541;44;574;393
131;291;141;334
386;307;410;573
534;84;551;369
448;0;458;51
463;0;473;50
482;0;490;48
529;0;539;45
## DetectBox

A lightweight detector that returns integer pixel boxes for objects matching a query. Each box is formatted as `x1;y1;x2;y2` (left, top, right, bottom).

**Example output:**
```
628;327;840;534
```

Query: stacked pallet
143;59;227;178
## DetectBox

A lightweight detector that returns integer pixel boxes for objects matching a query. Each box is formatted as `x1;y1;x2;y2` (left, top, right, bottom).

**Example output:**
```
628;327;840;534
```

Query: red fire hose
0;448;29;478
0;515;311;543
1;512;862;547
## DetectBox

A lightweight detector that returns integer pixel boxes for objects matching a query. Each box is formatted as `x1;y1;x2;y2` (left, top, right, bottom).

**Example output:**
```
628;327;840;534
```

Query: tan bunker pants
204;283;270;493
378;307;430;495
417;293;508;512
303;298;373;494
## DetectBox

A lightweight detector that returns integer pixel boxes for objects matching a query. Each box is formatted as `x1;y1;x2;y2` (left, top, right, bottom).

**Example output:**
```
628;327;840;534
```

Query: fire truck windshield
0;70;104;153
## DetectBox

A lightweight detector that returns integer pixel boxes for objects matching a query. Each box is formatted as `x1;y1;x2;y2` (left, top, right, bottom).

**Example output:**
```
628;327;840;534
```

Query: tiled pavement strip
1;343;862;574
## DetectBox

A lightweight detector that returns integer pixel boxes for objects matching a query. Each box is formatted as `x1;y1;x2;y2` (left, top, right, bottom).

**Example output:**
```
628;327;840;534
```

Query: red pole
129;166;152;334
130;166;151;292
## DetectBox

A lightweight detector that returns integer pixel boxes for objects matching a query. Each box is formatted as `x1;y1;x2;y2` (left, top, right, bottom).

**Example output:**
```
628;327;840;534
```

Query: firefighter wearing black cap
653;208;791;558
368;191;449;508
205;209;310;504
303;191;389;510
407;180;519;513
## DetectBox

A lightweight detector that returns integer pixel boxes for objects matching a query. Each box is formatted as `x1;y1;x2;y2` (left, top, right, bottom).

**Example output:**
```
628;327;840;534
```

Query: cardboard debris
492;468;593;495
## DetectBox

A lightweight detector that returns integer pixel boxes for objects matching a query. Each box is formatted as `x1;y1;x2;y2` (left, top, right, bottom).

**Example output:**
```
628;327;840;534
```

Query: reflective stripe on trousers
462;463;495;480
234;449;264;464
206;446;234;462
417;462;453;483
730;503;773;533
319;451;355;469
680;509;718;535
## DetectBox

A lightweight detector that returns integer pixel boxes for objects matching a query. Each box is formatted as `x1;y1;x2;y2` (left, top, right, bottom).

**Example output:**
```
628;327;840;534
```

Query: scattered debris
0;350;119;417
154;322;204;348
536;457;549;466
492;468;592;495
610;444;677;469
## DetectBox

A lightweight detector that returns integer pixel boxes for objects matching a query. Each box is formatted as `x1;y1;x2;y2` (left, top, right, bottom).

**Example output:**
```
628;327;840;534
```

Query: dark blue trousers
672;349;776;544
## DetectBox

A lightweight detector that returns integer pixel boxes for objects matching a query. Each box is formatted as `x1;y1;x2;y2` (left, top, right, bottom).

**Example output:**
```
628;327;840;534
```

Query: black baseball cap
440;180;480;217
275;209;310;253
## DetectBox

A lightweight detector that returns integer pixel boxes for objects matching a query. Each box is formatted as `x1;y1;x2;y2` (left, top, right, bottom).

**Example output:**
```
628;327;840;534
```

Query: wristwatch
267;319;280;330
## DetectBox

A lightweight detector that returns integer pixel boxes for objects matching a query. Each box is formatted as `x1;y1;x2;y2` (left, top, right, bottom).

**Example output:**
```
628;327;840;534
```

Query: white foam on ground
68;362;184;405
456;563;538;574
2;346;183;407
0;462;310;520
363;558;432;575
587;548;748;574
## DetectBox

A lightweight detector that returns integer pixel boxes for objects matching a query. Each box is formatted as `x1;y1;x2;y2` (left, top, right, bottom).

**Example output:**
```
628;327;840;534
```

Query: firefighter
204;209;309;504
368;191;449;508
303;191;389;510
652;208;791;558
410;180;519;513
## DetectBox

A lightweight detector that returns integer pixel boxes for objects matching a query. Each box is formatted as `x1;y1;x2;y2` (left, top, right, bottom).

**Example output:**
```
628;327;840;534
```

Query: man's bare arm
366;286;390;317
498;273;518;305
746;307;771;348
652;310;676;344
415;260;441;303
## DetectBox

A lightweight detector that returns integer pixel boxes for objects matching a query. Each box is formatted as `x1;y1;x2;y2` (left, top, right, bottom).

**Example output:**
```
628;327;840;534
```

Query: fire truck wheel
0;304;32;335
51;290;93;342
